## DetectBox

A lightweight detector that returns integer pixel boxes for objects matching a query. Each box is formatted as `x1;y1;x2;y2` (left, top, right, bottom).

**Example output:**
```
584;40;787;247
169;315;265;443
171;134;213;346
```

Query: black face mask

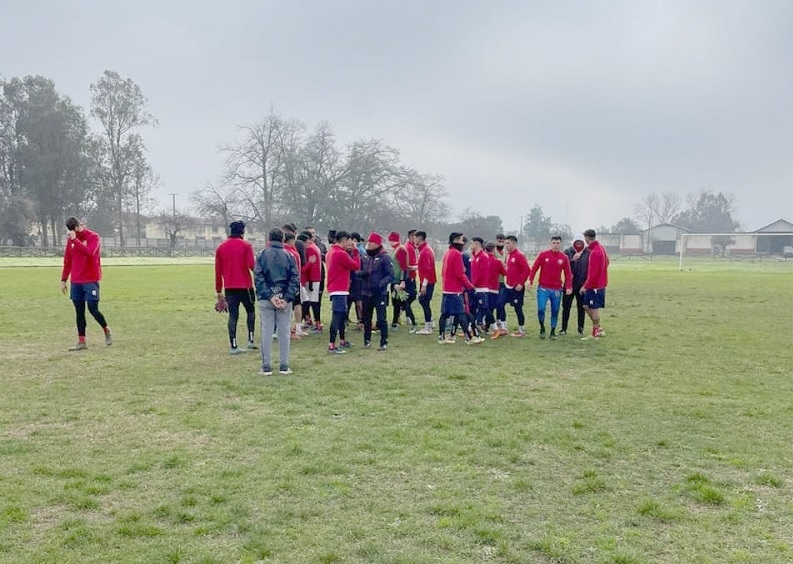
451;242;464;251
496;244;504;250
366;247;380;257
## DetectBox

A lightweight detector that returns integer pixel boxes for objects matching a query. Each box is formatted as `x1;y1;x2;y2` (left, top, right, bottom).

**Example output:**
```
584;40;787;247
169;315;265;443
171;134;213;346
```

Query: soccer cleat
104;331;113;346
467;336;485;345
511;331;525;338
539;329;546;340
444;336;457;344
364;341;371;348
259;366;273;376
377;344;387;352
415;328;433;335
230;347;247;355
549;332;558;340
390;323;399;329
68;342;87;351
339;341;353;348
595;327;605;337
558;330;567;336
408;325;418;334
279;367;293;375
490;330;502;340
247;341;259;350
328;346;347;354
577;329;585;337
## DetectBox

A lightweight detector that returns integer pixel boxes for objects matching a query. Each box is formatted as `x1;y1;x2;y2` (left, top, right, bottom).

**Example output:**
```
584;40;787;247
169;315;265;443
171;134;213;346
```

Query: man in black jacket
255;227;300;375
561;232;589;336
360;232;394;351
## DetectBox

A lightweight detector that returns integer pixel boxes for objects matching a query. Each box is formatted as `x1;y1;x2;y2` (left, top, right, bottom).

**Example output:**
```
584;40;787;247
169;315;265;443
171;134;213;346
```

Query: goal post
678;232;793;270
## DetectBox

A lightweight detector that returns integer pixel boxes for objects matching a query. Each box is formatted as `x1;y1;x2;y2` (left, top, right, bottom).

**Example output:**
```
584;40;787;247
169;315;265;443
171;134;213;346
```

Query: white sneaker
415;328;433;335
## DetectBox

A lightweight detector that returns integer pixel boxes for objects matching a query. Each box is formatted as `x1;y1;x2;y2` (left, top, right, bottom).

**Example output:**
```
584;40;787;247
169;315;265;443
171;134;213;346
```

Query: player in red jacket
503;235;530;337
438;232;479;344
325;231;361;353
580;229;610;339
215;221;257;353
415;230;437;335
60;217;112;351
529;235;573;340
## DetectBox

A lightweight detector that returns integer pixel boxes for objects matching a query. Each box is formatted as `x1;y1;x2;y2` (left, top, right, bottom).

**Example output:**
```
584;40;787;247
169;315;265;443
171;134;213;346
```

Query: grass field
1;259;792;563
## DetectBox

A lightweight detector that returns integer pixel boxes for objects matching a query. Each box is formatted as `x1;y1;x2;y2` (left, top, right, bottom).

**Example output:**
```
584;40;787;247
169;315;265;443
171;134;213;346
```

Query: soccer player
283;230;309;338
300;230;322;332
579;229;610;339
414;230;436;335
60;217;112;351
325;231;360;354
404;229;419;333
348;232;365;327
491;234;509;338
254;227;300;375
529;235;573;340
388;231;412;330
484;241;505;334
439;232;479;344
215;220;257;354
469;237;491;332
561;232;589;336
503;235;530;337
360;232;393;351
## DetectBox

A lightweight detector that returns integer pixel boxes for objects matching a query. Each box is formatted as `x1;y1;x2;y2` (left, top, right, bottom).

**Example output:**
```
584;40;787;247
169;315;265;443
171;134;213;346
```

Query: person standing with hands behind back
61;217;112;351
255;227;300;376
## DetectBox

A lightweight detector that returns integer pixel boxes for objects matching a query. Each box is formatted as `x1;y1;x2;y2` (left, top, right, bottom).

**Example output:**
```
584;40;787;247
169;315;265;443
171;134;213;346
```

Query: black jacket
564;246;590;291
360;248;394;297
254;242;300;303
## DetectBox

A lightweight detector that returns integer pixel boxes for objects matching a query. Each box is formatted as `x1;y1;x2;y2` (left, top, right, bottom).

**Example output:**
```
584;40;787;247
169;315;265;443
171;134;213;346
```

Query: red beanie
367;232;383;246
388;231;400;243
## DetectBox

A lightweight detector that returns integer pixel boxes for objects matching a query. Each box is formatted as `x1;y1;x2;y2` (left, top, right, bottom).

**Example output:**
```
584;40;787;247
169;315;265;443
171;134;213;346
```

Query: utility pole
168;193;177;217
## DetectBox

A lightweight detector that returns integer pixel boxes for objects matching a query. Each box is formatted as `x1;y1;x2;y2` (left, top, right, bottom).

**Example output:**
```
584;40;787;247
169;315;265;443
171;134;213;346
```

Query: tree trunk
135;197;141;247
40;214;49;247
117;194;126;246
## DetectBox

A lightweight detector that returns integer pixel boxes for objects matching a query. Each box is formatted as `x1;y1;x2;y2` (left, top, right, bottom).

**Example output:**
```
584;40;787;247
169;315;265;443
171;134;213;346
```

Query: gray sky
2;0;792;232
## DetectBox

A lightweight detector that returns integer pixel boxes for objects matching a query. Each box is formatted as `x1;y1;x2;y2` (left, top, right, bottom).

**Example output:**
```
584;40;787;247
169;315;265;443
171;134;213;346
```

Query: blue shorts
474;291;490;311
537;287;562;312
583;288;606;309
441;293;465;316
70;282;100;301
505;287;525;307
330;294;349;313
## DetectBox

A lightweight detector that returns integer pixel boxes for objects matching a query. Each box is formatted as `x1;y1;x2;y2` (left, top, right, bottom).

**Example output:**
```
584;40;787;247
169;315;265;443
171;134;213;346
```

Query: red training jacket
285;243;302;284
529;250;573;291
302;242;322;283
417;242;437;285
441;246;473;293
61;228;102;284
584;240;609;289
505;248;530;288
405;240;418;280
470;249;490;290
485;252;506;292
215;237;255;292
326;244;360;295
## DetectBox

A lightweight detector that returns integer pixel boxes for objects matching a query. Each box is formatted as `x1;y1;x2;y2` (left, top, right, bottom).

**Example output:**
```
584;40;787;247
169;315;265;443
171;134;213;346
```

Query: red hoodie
584;240;609;289
302;242;322;283
485;252;506;292
61;228;102;284
470;249;490;290
417;241;436;285
505;247;530;288
326;244;360;295
215;236;255;292
441;246;473;293
529;250;573;291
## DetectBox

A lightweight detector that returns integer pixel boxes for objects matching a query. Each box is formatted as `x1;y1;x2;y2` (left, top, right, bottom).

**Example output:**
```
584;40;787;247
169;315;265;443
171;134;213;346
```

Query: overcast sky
2;0;792;232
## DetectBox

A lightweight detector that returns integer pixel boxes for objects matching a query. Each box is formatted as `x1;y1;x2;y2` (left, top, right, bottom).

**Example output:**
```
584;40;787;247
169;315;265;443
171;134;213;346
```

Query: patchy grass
0;260;792;562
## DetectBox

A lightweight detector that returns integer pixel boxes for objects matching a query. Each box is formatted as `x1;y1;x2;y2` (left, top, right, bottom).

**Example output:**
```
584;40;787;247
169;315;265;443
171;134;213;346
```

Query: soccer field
1;260;792;563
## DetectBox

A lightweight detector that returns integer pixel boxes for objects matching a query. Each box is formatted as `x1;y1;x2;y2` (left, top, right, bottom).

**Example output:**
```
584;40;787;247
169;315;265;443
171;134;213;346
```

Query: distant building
643;223;690;255
754;219;793;255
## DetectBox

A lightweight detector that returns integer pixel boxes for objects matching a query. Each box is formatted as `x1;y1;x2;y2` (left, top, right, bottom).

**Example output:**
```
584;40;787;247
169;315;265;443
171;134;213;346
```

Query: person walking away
215;220;258;354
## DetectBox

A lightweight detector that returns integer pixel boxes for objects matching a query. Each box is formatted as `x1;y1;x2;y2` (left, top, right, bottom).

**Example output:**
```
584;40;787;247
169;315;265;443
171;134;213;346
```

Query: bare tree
633;193;659;230
190;183;240;236
156;208;191;248
657;191;682;224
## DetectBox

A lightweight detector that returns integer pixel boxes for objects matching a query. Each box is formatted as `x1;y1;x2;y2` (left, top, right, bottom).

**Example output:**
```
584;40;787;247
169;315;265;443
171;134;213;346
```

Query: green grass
1;259;793;562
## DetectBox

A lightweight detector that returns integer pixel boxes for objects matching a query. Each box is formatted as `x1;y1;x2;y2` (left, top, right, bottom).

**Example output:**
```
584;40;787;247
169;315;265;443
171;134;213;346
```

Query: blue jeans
536;287;562;328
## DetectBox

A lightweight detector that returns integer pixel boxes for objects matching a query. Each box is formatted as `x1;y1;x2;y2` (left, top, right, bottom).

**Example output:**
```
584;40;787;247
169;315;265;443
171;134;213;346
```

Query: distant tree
674;189;740;233
128;149;157;246
0;192;35;245
633;193;659;230
392;169;449;230
447;209;504;241
522;204;552;250
550;223;573;242
190;183;240;237
90;70;157;246
156;209;191;248
610;217;641;234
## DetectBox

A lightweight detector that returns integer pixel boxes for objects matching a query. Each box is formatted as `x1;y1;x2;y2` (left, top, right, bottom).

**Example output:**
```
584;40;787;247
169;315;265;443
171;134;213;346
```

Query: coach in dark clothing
561;232;590;336
359;232;393;351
